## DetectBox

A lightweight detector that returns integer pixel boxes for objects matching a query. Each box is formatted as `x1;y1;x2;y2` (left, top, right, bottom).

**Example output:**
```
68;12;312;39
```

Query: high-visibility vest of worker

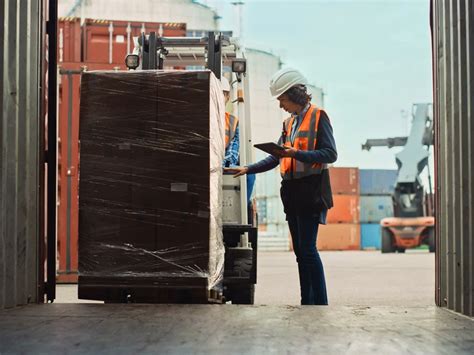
226;68;337;305
221;76;256;204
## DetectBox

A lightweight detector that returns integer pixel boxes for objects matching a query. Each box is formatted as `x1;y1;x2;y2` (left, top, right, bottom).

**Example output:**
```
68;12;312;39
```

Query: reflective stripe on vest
280;105;327;180
225;112;238;148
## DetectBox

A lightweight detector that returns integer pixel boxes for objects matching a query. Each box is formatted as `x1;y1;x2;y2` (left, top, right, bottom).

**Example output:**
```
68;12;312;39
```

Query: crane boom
362;103;433;217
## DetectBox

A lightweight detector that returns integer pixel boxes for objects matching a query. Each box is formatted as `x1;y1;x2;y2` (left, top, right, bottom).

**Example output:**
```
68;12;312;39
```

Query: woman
227;67;337;305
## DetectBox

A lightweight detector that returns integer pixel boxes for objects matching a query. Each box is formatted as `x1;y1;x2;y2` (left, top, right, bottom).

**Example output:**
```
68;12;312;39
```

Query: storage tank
58;0;219;31
245;48;288;249
307;83;325;108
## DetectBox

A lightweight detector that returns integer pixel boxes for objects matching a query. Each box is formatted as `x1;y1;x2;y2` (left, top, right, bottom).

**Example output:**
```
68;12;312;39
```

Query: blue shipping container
360;169;398;195
361;223;381;249
360;195;393;223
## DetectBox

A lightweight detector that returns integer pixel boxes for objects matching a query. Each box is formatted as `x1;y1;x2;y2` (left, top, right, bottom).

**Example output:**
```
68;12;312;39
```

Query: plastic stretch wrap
78;70;225;299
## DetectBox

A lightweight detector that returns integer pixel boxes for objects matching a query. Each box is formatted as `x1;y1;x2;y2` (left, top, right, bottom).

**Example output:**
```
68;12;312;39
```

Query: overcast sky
209;0;433;174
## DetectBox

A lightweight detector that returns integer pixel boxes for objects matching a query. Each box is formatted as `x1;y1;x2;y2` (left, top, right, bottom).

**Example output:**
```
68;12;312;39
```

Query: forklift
79;32;257;304
362;103;435;253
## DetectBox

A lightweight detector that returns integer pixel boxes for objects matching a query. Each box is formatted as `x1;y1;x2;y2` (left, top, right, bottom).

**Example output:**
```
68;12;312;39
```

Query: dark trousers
288;215;328;305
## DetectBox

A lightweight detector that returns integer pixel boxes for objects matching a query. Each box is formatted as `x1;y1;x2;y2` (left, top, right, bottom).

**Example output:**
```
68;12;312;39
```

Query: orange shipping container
327;194;360;223
317;224;360;251
329;167;359;195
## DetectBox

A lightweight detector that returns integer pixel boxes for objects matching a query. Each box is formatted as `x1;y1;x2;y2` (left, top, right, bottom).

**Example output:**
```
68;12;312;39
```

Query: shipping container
360;223;381;250
1;0;44;309
58;17;82;62
327;194;360;224
82;19;186;64
58;0;219;32
258;231;290;252
432;0;474;317
359;195;393;223
329;167;359;195
317;224;360;251
57;18;186;65
359;169;397;195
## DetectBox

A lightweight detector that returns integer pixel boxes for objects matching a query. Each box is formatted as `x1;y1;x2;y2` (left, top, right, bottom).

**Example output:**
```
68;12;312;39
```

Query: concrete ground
2;250;472;354
55;250;435;307
255;250;435;306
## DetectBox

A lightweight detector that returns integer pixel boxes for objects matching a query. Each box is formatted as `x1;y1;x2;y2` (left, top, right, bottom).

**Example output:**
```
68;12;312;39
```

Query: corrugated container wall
58;0;219;31
359;196;393;223
318;224;360;251
359;169;398;195
330;167;359;195
360;224;382;250
432;0;474;317
0;0;43;309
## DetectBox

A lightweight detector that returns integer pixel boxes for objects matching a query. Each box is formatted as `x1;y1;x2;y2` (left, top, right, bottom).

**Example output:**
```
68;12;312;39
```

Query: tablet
254;142;285;156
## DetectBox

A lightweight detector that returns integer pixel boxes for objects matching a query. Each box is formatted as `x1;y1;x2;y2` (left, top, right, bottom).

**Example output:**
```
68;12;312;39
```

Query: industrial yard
1;0;473;354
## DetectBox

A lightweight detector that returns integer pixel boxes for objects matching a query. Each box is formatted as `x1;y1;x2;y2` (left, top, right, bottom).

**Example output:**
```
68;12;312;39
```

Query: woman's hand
224;166;249;178
275;147;297;158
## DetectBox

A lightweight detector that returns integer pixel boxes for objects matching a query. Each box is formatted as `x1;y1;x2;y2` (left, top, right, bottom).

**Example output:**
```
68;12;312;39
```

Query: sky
205;0;434;175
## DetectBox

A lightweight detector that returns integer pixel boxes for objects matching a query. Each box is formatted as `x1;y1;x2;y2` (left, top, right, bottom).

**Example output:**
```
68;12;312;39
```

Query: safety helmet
269;67;307;98
221;77;231;92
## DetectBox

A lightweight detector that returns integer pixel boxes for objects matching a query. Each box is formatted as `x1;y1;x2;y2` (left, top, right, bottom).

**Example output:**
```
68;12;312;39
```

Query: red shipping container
327;194;360;224
57;62;126;283
317;224;360;251
329;167;359;195
58;17;82;63
82;19;187;64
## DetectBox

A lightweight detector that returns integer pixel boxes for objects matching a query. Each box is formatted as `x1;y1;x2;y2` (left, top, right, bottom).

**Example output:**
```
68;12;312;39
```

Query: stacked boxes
78;70;225;302
318;167;360;251
359;169;397;250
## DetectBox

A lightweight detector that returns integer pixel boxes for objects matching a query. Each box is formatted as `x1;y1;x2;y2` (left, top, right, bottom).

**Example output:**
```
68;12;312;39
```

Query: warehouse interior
1;0;473;353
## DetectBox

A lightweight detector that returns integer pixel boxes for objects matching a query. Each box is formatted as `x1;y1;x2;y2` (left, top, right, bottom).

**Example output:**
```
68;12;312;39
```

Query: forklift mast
126;31;252;226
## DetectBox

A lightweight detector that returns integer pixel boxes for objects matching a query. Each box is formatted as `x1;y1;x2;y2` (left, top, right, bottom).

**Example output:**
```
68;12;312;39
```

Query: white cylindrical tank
58;0;219;30
245;48;289;243
307;83;325;108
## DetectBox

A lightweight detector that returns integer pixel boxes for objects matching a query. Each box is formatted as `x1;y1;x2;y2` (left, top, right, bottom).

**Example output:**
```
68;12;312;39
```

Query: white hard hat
269;67;307;98
221;77;231;92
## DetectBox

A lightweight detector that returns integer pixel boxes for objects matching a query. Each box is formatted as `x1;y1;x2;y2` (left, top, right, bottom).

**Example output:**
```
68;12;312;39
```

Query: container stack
318;167;360;251
359;169;398;250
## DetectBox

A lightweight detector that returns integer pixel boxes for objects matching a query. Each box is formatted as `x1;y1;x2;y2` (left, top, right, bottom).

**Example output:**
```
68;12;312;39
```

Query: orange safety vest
280;104;327;180
225;112;238;148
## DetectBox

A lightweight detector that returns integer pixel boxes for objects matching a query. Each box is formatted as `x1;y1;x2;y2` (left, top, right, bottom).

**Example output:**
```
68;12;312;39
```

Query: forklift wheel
230;284;255;305
381;228;395;253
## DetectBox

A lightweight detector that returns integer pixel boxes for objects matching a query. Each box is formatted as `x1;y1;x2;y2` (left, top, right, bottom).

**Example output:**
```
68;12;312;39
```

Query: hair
284;85;312;106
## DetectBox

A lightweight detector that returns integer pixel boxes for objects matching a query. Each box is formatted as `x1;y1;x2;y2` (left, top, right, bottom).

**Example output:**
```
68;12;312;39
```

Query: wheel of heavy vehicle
398;248;406;253
231;284;255;305
381;227;395;253
234;257;253;278
428;227;436;253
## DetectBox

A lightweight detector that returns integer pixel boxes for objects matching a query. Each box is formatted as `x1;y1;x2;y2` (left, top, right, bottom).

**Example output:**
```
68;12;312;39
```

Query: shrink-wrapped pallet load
78;70;225;303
